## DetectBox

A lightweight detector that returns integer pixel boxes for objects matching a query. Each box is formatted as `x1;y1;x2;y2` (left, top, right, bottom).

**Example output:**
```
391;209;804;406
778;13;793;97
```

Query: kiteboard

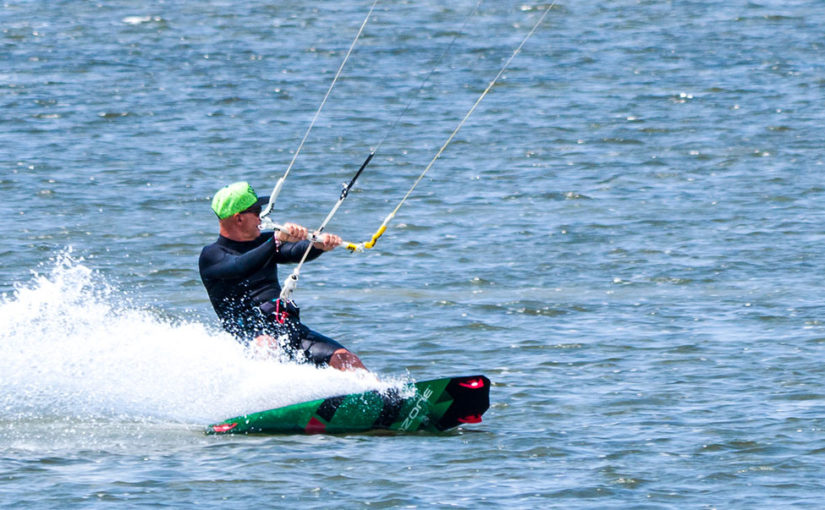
206;375;490;435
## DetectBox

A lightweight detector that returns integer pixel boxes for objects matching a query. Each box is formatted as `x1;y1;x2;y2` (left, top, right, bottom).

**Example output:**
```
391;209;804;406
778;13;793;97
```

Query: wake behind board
206;375;490;435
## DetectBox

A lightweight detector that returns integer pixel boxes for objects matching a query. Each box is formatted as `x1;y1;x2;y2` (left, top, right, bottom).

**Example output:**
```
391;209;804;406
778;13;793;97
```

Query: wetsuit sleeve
275;239;324;263
199;237;278;281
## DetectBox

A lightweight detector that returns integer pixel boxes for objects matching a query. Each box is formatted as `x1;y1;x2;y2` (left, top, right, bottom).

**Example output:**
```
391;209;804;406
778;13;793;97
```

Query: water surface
2;0;825;507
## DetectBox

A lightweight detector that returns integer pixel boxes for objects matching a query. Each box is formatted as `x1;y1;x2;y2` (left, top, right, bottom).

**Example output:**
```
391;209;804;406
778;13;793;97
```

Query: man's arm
199;238;277;280
275;239;324;264
273;223;342;263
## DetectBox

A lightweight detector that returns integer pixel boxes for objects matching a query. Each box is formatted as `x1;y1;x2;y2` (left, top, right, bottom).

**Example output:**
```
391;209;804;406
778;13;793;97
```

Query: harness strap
259;298;293;324
274;299;289;325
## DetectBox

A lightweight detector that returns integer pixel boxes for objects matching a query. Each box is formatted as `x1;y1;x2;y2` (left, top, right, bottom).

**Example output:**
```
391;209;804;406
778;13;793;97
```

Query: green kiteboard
206;375;490;435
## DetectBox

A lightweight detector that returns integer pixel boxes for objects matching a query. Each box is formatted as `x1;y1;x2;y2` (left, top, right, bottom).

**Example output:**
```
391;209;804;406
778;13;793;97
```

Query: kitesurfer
199;181;367;371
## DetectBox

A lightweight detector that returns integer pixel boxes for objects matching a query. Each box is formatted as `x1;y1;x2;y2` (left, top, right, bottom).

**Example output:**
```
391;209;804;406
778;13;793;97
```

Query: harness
259;298;298;325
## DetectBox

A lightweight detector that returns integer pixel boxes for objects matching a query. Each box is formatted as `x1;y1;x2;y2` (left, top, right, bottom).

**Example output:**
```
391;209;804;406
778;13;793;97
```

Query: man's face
237;206;262;240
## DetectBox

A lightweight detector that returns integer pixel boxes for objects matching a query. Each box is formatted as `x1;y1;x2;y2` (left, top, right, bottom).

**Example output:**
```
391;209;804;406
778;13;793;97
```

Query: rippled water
2;0;825;507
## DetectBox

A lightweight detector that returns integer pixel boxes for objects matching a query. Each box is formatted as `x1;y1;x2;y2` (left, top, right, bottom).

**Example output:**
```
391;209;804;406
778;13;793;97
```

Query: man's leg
300;327;368;372
252;334;280;358
328;348;367;371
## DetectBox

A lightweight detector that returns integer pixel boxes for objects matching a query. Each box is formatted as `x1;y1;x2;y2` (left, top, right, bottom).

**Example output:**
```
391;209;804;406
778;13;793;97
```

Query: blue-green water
2;0;825;507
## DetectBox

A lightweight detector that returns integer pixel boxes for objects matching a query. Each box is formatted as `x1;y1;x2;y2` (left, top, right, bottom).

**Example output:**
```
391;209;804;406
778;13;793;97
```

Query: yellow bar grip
344;242;360;252
364;225;387;249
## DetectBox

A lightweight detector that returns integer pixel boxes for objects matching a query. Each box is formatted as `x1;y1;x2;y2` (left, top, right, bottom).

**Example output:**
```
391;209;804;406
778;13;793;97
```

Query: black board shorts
291;325;346;367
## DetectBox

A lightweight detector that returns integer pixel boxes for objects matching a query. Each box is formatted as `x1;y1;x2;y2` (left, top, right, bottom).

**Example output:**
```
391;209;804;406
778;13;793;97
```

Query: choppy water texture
2;0;825;507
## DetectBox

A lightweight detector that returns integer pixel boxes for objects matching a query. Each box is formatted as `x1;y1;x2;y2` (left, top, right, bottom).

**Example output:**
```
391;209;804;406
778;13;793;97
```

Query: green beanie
211;181;261;219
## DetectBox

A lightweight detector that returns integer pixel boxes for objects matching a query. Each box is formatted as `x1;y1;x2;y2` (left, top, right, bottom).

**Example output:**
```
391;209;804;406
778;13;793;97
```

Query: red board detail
459;378;485;389
457;414;483;424
211;422;238;433
305;417;327;434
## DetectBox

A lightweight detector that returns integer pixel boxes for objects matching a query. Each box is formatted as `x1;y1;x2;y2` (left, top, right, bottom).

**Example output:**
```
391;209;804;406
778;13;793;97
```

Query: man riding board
199;181;366;371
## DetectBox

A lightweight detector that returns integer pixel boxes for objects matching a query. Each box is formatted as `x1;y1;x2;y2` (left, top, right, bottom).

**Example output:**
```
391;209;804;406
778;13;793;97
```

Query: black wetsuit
199;232;345;365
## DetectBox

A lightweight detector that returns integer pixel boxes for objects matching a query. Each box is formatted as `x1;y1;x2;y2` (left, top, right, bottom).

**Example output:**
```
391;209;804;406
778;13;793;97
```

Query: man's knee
328;348;367;371
252;334;281;359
